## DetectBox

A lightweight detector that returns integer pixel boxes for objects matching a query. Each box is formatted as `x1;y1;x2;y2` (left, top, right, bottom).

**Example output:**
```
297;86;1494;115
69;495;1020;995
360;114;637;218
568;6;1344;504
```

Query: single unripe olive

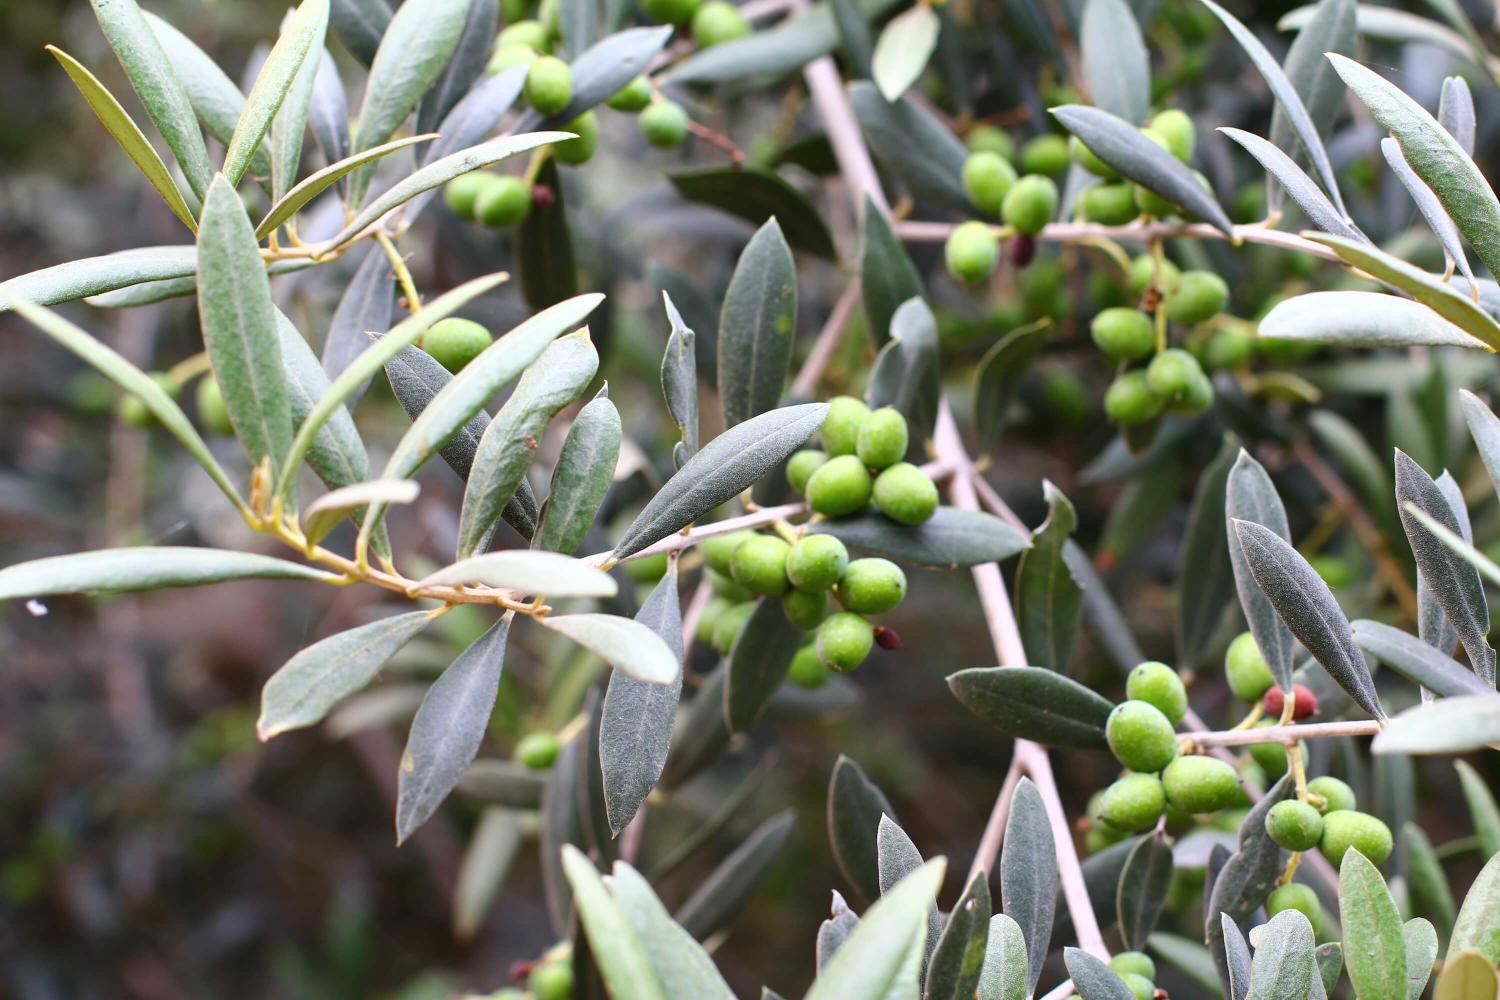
788;644;830;688
640;99;689;148
1266;799;1324;852
1175;368;1213;416
1128;254;1181;298
1097;773;1167;832
552;111;598;165
838;558;907;615
787;534;849;592
695;596;730;644
1110;952;1156;980
968;125;1015;161
1165;270;1229;324
1145;347;1203;400
606;75;653;112
730;534;792;597
516;731;561;769
424;317;493;372
1104;371;1164;425
444;171;490;220
692;0;750;46
806;454;873;517
856;406;908;469
1081;182;1138;226
625;551;669;584
817;612;874;671
489;44;540;74
1106;700;1178;773
120;371;177;428
944;221;1000;283
702;529;754;575
821;395;870;456
1203;326;1254;369
1119;973;1154;1000
783;588;829;630
1002;174;1059;236
1161;755;1244;814
526;56;573;115
963;151;1017;216
529;959;575;1000
1148;108;1196;163
196;375;234;436
707;567;752;602
498;19;551;52
1267;883;1322;934
1247;729;1303;780
475;174;533;227
1306;776;1357;814
787;449;829;494
1068;135;1117;178
1134;182;1178;219
873;462;939;525
1090;307;1155;360
1319;810;1393;864
1018;133;1069;178
642;0;701;25
1126;661;1188;726
1225;632;1275;702
711;600;754;653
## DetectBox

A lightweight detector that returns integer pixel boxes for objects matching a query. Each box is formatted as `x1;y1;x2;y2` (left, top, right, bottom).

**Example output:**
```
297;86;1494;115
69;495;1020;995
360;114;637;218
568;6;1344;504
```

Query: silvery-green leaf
1219;128;1362;240
1383;137;1476;286
1404;823;1456;938
876;818;931;939
258;610;434;739
1063;948;1134;1000
1117;830;1173;952
924;868;990;1000
1458;758;1500;860
1205;775;1294;994
330;0;391;64
197;174;293;479
806;858;946;1000
226;0;328;187
89;0;213;203
395;614;510;843
322;243;394;388
724;598;804;733
1330;54;1500;282
1014;481;1082;674
303;479;417;547
1372;694;1500;755
609;863;735;999
1283;5;1497;75
946;666;1111;748
404;67;529;220
1402;504;1500;596
453;330;599;559
416;0;496;137
1003;778;1055;998
1340;849;1407;1000
0;246;200;311
542;613;679;684
1052;104;1233;233
1421;471;1468;659
667;0;900;85
829;755;898;904
1394;450;1495;686
270;7;326;200
872;4;938;101
1351;620;1491;697
452;807;522;941
974;319;1047;453
1449;850;1500;964
0;547;334;600
418;550;616;597
1177;437;1237;669
1259;291;1489;350
1460;389;1500;505
811;507;1029;568
258;133;435;238
717;219;797;428
1404;918;1439;1000
1080;0;1149;124
1247;910;1318;1000
661;293;699;466
536;393;620;555
1226;450;1297;693
867;297;940;444
976;914;1027;1000
516;26;672;129
611;402;827;560
541;737;583;932
560;846;668;1000
1221;913;1253;1000
309;49;349;166
668;167;837;260
674;810;796;940
861;195;924;347
1439;76;1475;155
817;892;859;972
1268;0;1354;211
1234;519;1386;719
850;80;970;210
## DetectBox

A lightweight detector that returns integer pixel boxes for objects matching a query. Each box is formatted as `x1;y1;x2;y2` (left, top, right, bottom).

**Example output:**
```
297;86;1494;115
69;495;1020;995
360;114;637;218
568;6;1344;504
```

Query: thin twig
1191;719;1383;749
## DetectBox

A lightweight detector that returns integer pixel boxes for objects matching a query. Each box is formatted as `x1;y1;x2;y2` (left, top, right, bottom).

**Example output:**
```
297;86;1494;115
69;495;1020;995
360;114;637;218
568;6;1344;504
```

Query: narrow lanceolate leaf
878;819;926;918
1051;104;1233;233
1340;849;1407;1000
416;0;497;137
257;134;435;237
536;394;621;555
1200;0;1347;218
1220;129;1362;241
1268;0;1354;212
946;667;1112;748
257;610;434;739
1330;54;1500;280
1206;775;1295;994
609;864;735;999
322;243;393;384
612;403;828;560
977;914;1028;1000
271;8;328;200
925;868;991;1000
1226;450;1297;693
330;0;391;65
666;0;893;84
1420;469;1465;660
543;614;679;685
89;0;213;203
1014;481;1082;674
1064;948;1134;1000
660;293;699;466
812;507;1029;568
459;758;546;807
0;547;334;600
725;598;804;732
197;175;293;479
872;3;938;101
454;331;599;559
669;167;837;260
717;219;797;428
451;806;522;940
0;246;199;311
309;49;349;166
1383;138;1476;285
226;0;328;186
1003;779;1056;999
47;47;197;231
417;551;616;598
806;859;946;1000
304;479;417;547
420;62;524;165
1351;620;1491;697
541;737;583;932
675;811;796;941
1461;390;1500;500
516;157;575;310
862;196;924;347
395;614;510;844
1247;910;1318;1000
601;567;683;837
867;297;941;443
1234;520;1385;719
347;0;468;200
1405;918;1439;1000
828;755;898;904
1374;694;1500;754
974;320;1047;453
1080;0;1149;124
1436;950;1500;1000
1118;831;1174;951
560;846;669;1000
1404;822;1457;937
1221;913;1253;1000
849;81;970;211
1395;451;1495;685
1457;759;1500;860
1439;76;1476;155
817;893;859;972
1449;851;1500;965
1259;292;1489;350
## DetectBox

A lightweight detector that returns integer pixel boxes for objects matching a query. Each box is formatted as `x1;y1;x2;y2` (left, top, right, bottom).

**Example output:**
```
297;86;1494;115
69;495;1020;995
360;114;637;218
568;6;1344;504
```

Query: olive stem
1193;719;1383;748
375;230;422;316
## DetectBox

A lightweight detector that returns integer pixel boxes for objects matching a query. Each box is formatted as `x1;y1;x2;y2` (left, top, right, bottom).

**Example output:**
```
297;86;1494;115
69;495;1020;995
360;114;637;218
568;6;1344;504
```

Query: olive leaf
1247;909;1319;1000
1221;912;1253;1000
1205;774;1294;996
861;196;924;347
1117;830;1173;952
1080;0;1149;125
1177;437;1238;668
924;867;990;1000
1404;918;1440;1000
0;547;336;600
806;858;947;1000
1383;138;1476;286
415;0;496;137
330;0;391;65
303;480;416;548
0;246;214;311
225;0;328;188
876;816;941;971
536;392;621;556
257;610;435;739
1267;0;1355;212
725;599;804;733
811;507;1029;567
257;134;434;238
674;810;796;941
667;0;900;84
1014;481;1083;674
404;66;528;218
1065;950;1136;999
323;243;395;390
517;157;577;310
417;551;616;597
1339;849;1407;1000
973;319;1048;454
660;664;730;790
1219;128;1363;241
1226;450;1297;694
976;914;1028;1000
309;49;349;166
1439;75;1476;155
872;3;939;102
828;755;898;904
1316;943;1344;997
600;566;683;837
831;0;874;76
542;613;679;685
817;892;859;972
1002;778;1055;998
850;81;970;211
1435;949;1499;999
1374;694;1500;755
717;219;797;429
1449;851;1500;965
609;864;736;999
273;16;324;199
1351;620;1491;697
395;613;511;844
541;735;584;932
1051;104;1233;233
868;297;941;444
611;402;828;560
669;168;836;260
1403;822;1457;937
1259;291;1489;350
517;26;672;128
1456;760;1500;859
946;667;1112;748
451;806;522;940
660;292;699;468
1067;540;1147;672
560;846;669;1000
1460;390;1500;504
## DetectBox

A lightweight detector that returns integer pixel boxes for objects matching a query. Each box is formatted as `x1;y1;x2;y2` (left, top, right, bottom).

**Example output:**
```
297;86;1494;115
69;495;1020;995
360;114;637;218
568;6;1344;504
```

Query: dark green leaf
1002;778;1055;997
1403;822;1456;937
811;506;1030;568
670;168;835;260
1351;620;1491;697
1340;849;1407;1000
1148;932;1224;997
1178;438;1238;668
1099;458;1183;563
831;0;873;76
1268;0;1354;213
537;393;621;555
309;49;349;165
1205;774;1294;995
542;735;584;933
517;157;577;309
520;26;672;128
330;0;391;64
1064;948;1134;1000
947;666;1111;748
829;755;898;904
1080;0;1149;124
1247;910;1318;1000
860;197;923;347
660;293;699;467
324;243;395;391
717;219;797;428
674;810;795;940
924;868;991;1000
974;319;1047;453
408;65;527;217
725;598;804;733
416;0;496;137
1117;830;1173;951
850;81;969;211
660;664;730;789
1226;450;1297;693
868;297;940;444
667;0;898;84
1014;481;1082;673
1220;128;1362;241
226;0;328;188
1316;943;1343;997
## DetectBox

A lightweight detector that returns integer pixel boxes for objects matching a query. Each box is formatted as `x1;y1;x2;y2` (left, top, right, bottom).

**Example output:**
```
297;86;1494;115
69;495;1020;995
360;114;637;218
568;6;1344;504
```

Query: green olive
702;530;755;575
196;375;234;436
1307;776;1357;814
1225;631;1275;702
1164;270;1229;324
782;588;829;630
1267;882;1321;934
838;558;907;615
552;111;599;165
640;99;690;148
787;644;830;688
692;0;751;47
1002;175;1059;236
606;75;653;112
872;463;939;525
1090;307;1155;361
444;171;490;220
963;151;1018;216
1106;700;1179;773
856;407;909;469
525;55;573;115
1161;755;1244;814
821;395;870;456
1125;661;1188;726
806;454;873;517
786;534;849;593
787;449;829;494
1097;773;1167;833
1018;133;1069;178
945;221;1001;284
423;317;493;372
1104;371;1165;425
817;612;874;671
475;175;533;227
729;534;792;597
516;732;561;769
1266;799;1325;852
1069;136;1117;178
1319;810;1393;864
1081;182;1138;226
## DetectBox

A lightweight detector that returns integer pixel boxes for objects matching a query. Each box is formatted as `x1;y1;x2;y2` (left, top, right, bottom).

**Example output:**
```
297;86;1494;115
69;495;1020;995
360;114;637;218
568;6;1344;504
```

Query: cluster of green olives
640;0;751;46
787;398;939;526
1072;109;1202;224
944;136;1060;283
1102;951;1161;1000
694;529;907;679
